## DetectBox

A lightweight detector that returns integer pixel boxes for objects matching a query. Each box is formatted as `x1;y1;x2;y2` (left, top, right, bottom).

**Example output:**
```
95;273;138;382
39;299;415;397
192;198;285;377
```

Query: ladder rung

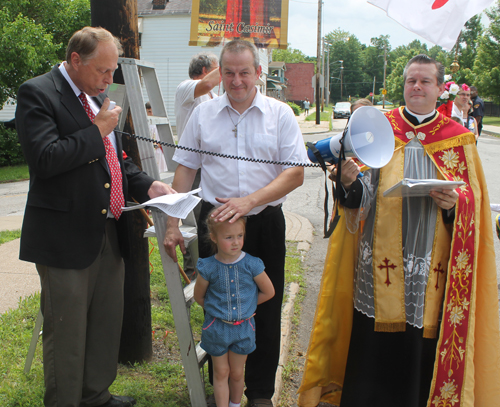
118;57;156;69
147;116;170;126
183;279;196;306
196;342;208;367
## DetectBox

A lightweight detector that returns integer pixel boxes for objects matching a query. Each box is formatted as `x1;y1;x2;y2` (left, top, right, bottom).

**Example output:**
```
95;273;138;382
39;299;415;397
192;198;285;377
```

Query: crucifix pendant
232;126;237;137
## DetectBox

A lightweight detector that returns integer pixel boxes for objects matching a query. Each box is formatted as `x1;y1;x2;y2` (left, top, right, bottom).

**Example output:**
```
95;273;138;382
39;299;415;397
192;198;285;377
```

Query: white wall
0;101;16;122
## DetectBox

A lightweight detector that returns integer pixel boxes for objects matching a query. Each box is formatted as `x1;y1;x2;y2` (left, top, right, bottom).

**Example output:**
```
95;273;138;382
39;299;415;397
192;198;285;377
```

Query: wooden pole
90;0;153;364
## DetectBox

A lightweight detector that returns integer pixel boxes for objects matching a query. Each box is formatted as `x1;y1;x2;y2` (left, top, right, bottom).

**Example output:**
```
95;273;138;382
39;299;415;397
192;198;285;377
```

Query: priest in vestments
298;54;500;407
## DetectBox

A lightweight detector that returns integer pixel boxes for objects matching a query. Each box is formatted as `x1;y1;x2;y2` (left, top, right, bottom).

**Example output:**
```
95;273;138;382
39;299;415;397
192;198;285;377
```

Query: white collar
58;62;83;98
405;107;436;123
217;86;266;116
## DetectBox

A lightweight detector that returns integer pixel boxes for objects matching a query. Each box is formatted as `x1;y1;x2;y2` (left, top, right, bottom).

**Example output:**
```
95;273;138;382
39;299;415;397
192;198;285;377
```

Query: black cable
116;130;321;168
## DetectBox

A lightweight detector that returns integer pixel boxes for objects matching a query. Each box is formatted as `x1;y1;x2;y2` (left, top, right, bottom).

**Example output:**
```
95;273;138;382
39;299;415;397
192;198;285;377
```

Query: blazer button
104;183;110;189
101;209;107;215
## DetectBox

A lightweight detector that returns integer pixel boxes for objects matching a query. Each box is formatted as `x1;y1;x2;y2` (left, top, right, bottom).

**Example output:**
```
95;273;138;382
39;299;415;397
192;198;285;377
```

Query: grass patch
483;116;500;127
0;165;29;183
0;238;306;406
305;106;332;122
0;229;21;245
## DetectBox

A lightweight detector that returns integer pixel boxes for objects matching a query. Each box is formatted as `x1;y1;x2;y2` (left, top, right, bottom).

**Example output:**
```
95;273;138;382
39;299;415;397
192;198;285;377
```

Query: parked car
333;102;351;119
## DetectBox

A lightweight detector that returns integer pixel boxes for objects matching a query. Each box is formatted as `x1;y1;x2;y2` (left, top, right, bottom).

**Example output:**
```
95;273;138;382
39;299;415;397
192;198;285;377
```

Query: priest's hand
339;158;360;189
429;188;459;210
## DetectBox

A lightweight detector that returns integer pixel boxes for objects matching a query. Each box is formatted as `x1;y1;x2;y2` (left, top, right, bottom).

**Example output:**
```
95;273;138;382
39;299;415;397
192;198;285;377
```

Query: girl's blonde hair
205;208;246;254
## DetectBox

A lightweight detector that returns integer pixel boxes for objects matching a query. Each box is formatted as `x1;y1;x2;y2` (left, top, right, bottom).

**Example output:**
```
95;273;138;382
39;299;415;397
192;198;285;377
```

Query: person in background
145;101;168;173
15;26;174;407
174;52;220;279
470;86;484;136
303;98;310;116
453;86;478;142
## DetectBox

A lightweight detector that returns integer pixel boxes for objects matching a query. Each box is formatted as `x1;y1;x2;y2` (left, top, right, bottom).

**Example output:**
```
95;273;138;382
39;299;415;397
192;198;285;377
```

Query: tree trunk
90;0;153;364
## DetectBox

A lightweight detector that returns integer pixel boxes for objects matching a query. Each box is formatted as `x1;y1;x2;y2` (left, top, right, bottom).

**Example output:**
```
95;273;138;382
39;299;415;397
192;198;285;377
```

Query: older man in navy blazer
16;27;174;407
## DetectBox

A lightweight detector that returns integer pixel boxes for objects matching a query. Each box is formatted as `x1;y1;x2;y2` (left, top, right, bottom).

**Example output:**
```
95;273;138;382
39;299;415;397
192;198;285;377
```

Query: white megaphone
307;106;395;169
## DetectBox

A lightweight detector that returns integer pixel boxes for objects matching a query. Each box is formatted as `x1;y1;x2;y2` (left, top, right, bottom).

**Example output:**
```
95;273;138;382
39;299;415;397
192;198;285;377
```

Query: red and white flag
368;0;495;50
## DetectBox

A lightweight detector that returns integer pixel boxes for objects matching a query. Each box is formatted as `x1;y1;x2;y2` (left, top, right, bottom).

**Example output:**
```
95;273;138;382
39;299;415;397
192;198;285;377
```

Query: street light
330;60;343;102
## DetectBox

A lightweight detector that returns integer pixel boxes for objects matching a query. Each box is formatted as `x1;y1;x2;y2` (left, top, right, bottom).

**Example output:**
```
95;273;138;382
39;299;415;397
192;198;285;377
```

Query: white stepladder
115;57;207;407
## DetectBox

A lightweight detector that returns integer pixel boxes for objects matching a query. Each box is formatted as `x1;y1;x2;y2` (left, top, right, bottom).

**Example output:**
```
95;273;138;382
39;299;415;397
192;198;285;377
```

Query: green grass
0;165;29;183
305;105;332;122
0;238;306;406
0;229;21;245
483;116;500;127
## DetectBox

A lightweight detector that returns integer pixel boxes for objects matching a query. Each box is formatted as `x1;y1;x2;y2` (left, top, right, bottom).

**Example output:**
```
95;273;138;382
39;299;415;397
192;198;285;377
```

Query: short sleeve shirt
471;96;484;119
197;252;265;321
173;88;309;215
174;79;216;139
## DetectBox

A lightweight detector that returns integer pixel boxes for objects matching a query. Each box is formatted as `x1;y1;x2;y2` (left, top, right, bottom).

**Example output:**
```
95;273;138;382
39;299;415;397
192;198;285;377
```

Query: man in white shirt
174;53;220;278
164;40;308;407
174;53;220;140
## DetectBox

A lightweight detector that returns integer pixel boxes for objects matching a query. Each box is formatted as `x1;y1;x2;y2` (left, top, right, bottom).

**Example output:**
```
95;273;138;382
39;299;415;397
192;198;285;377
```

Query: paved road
0;180;28;217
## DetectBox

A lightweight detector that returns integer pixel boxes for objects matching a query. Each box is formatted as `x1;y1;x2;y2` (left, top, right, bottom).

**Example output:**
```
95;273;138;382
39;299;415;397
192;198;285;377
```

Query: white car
333;102;351;119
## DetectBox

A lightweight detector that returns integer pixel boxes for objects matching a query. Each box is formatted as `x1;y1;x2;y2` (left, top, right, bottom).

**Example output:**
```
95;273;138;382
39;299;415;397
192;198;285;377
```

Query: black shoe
97;395;137;407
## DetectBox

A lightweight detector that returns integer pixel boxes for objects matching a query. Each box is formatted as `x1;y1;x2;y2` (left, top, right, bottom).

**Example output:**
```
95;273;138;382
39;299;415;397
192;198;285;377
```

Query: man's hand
339;158;360;189
94;98;122;138
147;180;176;198
429;188;459;210
163;218;185;262
212;196;255;223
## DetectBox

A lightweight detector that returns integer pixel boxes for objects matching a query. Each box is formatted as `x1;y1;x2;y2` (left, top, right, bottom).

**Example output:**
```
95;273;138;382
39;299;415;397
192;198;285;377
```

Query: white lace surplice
353;138;438;328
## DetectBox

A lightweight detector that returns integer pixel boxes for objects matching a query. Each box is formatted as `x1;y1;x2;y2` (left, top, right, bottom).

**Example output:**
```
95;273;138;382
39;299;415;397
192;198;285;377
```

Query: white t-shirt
174;79;216;139
173;88;309;215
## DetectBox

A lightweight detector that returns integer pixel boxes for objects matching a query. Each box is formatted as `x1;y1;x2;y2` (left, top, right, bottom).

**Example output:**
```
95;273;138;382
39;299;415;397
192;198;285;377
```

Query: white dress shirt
173;88;308;215
174;79;217;139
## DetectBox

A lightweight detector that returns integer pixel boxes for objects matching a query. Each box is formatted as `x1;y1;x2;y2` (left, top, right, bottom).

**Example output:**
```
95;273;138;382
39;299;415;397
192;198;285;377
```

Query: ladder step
160;171;175;185
196;342;208;368
147;116;170;126
183;279;196;306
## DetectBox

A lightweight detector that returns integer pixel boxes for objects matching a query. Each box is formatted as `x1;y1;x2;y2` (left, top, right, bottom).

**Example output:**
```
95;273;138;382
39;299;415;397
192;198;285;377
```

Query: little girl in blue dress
194;211;275;407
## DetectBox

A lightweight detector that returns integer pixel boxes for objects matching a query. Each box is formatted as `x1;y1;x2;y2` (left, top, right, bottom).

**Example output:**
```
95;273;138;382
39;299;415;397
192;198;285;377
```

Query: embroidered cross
433;262;445;290
378;258;397;287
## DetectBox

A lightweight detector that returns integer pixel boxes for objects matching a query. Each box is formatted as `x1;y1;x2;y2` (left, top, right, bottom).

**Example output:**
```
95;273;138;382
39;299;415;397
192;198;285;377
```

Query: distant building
283;62;315;106
267;61;287;102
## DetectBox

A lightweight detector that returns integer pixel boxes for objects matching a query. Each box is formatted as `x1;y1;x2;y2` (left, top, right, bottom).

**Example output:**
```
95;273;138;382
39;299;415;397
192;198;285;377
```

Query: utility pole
315;0;322;124
91;0;153;364
321;38;325;112
340;60;344;102
372;76;376;104
383;45;387;109
326;46;330;107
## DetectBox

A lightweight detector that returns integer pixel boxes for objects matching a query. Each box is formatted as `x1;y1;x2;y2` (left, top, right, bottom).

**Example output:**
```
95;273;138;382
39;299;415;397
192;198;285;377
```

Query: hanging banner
189;0;289;49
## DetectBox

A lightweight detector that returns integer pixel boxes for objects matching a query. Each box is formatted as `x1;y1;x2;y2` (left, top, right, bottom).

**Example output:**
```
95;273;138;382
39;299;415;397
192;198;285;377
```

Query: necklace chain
226;106;250;137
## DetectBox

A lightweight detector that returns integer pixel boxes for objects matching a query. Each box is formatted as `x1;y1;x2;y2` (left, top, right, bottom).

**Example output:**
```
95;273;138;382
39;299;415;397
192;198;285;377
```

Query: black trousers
198;201;286;400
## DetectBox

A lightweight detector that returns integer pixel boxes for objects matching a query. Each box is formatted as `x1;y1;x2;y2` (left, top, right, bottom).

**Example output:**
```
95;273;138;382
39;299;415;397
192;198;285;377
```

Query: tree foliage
272;46;314;64
474;1;500;103
0;0;90;107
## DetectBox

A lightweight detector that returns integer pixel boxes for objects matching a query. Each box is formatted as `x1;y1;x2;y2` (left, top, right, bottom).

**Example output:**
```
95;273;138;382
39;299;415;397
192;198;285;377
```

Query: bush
0;124;25;167
287;101;301;116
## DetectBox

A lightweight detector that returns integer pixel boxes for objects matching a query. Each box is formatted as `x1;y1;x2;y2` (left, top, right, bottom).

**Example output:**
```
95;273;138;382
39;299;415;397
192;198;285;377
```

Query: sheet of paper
383;179;465;198
491;204;500;213
122;188;201;219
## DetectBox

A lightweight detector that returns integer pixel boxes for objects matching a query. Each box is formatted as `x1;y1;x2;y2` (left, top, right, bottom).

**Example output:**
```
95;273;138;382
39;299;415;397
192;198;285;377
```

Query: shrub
287;101;301;116
0;124;25;167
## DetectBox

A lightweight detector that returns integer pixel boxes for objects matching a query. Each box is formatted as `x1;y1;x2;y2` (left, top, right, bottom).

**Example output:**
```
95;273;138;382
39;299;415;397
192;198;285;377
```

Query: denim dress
198;252;265;356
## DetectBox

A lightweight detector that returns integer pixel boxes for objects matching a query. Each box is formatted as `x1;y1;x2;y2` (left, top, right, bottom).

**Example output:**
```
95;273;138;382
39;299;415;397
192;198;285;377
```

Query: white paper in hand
122;188;201;219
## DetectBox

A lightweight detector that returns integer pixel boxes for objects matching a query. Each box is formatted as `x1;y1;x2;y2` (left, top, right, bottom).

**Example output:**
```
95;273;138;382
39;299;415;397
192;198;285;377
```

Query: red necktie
78;92;124;219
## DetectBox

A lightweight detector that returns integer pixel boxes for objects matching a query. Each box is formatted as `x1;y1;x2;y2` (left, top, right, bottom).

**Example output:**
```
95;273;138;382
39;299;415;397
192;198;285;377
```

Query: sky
287;0;445;57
